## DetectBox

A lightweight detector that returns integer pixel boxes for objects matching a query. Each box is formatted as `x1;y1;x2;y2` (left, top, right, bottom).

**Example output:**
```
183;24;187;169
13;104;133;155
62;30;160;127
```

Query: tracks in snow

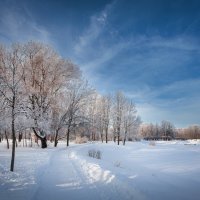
31;145;144;200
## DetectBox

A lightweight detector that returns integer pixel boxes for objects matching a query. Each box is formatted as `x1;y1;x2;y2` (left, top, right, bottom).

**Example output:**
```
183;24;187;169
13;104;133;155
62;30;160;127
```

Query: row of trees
0;42;79;170
176;125;200;140
75;91;141;145
139;122;200;140
0;41;140;171
139;121;175;140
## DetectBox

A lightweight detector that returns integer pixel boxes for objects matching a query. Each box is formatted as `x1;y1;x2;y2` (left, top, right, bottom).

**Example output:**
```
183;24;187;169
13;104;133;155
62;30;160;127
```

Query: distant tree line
176;125;200;140
139;121;176;140
139;122;200;140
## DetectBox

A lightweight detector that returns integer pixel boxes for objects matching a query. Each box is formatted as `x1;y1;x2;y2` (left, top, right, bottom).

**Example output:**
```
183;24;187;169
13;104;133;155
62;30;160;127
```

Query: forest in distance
0;41;200;172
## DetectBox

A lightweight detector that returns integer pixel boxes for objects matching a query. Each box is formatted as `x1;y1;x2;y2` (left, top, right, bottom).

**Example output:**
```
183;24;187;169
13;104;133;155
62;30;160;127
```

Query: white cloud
74;2;114;56
128;78;200;127
137;99;200;128
0;5;52;44
72;9;200;128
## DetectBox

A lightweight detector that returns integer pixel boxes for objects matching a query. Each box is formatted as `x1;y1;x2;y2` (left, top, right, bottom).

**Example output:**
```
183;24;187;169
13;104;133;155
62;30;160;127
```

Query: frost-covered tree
22;42;79;148
0;44;25;171
139;121;175;140
101;95;112;143
176;125;200;140
113;91;126;145
86;93;112;143
53;80;92;147
161;120;175;139
122;100;141;145
111;92;140;145
96;97;105;142
86;92;99;141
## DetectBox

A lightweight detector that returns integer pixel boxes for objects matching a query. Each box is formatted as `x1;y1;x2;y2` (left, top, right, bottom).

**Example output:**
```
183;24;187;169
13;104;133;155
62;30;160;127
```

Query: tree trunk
18;132;23;142
123;138;126;145
123;131;127;146
66;121;72;147
54;129;59;147
114;135;116;143
10;104;16;172
105;127;108;143
66;128;70;147
25;130;27;147
117;126;120;145
40;137;47;148
32;127;47;148
101;132;103;143
123;137;126;145
30;133;32;147
5;130;9;149
90;131;93;141
54;139;58;147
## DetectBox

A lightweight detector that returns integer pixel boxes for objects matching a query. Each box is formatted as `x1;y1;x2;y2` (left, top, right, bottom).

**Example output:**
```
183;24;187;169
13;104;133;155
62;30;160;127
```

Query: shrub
88;149;102;159
114;161;121;167
149;141;156;146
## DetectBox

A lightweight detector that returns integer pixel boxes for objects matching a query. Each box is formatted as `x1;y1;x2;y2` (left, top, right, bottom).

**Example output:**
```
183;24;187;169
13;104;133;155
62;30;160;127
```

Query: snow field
0;140;200;200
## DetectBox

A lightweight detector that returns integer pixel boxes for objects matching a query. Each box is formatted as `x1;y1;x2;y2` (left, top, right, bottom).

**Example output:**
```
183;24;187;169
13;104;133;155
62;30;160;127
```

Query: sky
0;0;200;127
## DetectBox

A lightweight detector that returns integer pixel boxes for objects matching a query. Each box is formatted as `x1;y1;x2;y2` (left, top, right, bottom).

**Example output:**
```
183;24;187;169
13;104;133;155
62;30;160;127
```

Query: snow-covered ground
0;140;200;200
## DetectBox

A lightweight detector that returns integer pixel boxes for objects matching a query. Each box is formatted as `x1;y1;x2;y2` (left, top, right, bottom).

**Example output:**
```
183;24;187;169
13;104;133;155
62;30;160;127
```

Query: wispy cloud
137;97;200;128
74;4;109;55
0;3;51;44
128;78;200;127
71;2;200;127
73;1;117;60
1;0;199;127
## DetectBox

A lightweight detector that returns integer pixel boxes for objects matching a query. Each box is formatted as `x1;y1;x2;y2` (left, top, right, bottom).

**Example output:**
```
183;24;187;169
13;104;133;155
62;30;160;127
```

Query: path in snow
32;145;144;200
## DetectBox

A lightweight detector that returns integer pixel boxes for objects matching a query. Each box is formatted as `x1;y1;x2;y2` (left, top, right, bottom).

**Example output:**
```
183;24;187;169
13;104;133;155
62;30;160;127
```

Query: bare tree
96;97;104;143
101;95;112;143
177;125;200;139
113;91;126;145
22;42;79;148
0;44;24;171
4;129;10;149
53;80;92;147
122;100;140;145
86;93;112;143
86;92;99;141
139;121;175;140
161;120;175;140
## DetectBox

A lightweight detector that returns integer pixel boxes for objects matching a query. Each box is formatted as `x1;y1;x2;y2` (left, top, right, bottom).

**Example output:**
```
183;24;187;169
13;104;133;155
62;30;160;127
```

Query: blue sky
0;0;200;127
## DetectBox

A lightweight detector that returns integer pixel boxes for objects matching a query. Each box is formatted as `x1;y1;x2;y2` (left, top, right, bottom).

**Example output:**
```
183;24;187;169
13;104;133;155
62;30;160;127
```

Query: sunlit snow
0;140;200;200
